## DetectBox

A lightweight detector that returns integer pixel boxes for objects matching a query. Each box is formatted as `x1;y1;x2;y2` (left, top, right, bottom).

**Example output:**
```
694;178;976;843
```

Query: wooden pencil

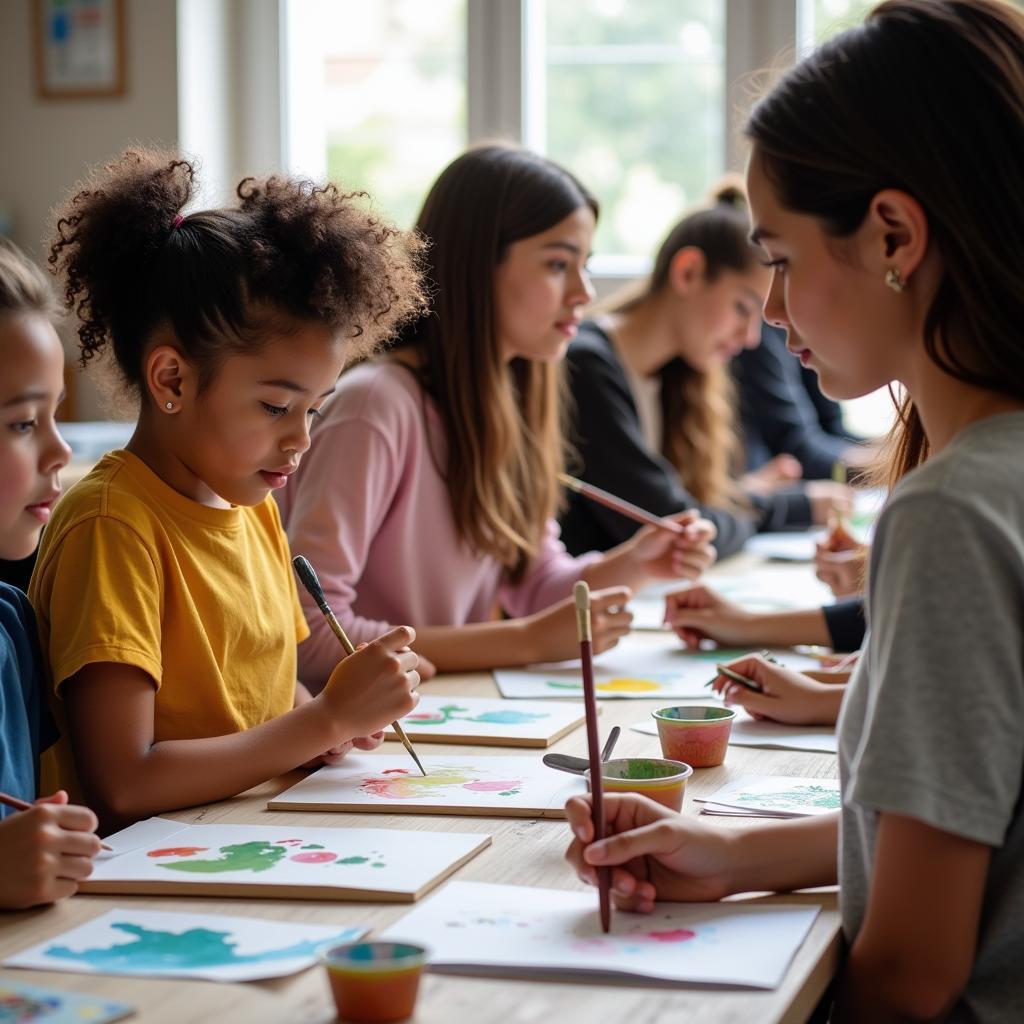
292;555;427;777
559;472;685;535
574;580;611;934
0;791;112;850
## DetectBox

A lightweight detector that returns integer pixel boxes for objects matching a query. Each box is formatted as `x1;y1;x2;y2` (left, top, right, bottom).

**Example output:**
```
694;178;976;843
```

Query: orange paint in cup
321;941;428;1022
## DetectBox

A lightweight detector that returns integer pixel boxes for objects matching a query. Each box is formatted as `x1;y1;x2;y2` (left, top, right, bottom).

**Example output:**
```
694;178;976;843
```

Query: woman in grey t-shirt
563;2;1024;1020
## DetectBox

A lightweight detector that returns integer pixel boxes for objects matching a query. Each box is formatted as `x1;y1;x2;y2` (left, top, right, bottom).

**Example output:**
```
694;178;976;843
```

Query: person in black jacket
735;322;874;479
561;185;850;559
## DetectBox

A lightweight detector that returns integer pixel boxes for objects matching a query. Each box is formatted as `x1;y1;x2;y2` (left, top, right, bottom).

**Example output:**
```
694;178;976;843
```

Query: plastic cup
652;705;737;768
320;940;428;1022
584;757;693;811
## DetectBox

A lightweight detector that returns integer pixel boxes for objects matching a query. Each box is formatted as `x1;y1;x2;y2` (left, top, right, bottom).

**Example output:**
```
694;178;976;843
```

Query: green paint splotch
157;841;287;874
45;923;334;971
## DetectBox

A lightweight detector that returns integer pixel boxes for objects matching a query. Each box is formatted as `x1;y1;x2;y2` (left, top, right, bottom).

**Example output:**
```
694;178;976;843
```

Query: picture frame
33;0;126;100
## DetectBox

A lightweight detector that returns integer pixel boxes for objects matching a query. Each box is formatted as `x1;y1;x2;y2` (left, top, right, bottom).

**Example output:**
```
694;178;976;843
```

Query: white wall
0;0;180;419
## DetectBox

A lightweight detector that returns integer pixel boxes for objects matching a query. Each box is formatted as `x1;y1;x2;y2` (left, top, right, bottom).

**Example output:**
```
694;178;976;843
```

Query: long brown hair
392;144;598;582
601;182;760;506
746;0;1024;489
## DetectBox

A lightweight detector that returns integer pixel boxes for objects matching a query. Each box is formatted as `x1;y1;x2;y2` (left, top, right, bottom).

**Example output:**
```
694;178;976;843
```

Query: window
283;0;466;228
526;0;726;269
798;0;877;47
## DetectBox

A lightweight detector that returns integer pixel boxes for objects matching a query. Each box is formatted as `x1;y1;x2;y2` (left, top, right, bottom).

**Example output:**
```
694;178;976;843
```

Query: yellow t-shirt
29;450;310;799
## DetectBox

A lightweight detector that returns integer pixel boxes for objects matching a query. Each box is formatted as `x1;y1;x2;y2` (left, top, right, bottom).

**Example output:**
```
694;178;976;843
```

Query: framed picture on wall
33;0;126;99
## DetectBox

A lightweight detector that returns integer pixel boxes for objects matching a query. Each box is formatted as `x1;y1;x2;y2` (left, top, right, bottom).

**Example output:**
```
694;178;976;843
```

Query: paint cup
320;940;429;1022
652;706;736;768
584;757;693;812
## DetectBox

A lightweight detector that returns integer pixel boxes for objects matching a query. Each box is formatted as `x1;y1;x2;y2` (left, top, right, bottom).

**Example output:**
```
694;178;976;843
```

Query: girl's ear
144;337;198;413
667;246;707;297
858;188;930;286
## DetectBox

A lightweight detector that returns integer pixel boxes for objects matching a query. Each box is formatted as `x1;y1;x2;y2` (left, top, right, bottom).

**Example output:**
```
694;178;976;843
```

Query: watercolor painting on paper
81;817;489;901
384;694;586;746
379;881;820;988
0;981;132;1024
495;634;820;700
4;909;364;982
269;754;583;818
697;776;841;818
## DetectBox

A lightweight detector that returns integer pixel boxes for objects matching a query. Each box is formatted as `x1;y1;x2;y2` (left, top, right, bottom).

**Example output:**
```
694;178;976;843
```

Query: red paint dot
146;847;209;858
382;768;411;775
646;929;697;943
274;839;305;846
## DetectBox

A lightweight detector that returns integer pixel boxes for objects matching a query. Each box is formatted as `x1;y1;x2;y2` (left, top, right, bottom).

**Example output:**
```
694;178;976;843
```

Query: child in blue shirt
0;237;101;909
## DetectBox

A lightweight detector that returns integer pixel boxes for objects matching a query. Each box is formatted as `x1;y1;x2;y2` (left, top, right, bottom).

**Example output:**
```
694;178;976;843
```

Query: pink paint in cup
652;706;736;768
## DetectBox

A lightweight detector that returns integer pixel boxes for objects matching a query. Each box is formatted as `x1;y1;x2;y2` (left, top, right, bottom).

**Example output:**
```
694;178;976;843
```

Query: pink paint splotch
360;766;524;800
646;929;697;943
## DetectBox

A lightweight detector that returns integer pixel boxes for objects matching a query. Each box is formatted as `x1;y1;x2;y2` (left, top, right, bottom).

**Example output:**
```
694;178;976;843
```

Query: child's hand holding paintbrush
708;653;844;726
293;556;427;775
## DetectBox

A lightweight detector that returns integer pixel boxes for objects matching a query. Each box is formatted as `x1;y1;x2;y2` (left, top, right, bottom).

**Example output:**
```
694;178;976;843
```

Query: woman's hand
664;584;760;649
564;792;738;911
741;453;803;496
524;586;633;663
815;522;868;597
624;510;718;583
710;653;843;726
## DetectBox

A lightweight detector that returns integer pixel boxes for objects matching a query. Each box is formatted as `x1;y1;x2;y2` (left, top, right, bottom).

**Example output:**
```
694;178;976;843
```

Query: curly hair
48;149;427;392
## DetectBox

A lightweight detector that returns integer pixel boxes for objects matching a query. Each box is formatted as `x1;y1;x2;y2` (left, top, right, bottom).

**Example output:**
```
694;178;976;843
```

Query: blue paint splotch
45;923;331;972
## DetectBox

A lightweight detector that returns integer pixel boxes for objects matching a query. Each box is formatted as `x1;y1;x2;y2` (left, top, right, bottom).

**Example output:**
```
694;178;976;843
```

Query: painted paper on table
4;909;364;982
268;754;583;818
80;818;489;902
631;709;838;754
696;776;841;818
0;980;132;1024
629;570;834;630
494;634;820;700
384;695;586;747
379;881;820;989
744;531;823;562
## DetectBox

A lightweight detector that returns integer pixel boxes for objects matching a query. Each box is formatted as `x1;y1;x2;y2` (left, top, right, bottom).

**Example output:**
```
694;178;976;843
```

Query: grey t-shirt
839;411;1024;1022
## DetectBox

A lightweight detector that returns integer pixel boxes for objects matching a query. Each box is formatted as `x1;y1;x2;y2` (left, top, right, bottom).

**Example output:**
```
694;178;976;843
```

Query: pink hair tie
172;214;184;229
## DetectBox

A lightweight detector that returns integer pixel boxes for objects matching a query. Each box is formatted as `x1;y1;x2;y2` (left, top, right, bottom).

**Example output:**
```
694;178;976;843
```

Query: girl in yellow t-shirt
30;150;426;832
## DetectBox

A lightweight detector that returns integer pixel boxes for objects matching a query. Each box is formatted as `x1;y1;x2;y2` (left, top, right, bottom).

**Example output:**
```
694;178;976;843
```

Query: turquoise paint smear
45;923;344;971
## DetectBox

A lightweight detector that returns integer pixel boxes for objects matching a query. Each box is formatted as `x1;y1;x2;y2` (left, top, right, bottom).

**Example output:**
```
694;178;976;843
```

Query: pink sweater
278;360;600;688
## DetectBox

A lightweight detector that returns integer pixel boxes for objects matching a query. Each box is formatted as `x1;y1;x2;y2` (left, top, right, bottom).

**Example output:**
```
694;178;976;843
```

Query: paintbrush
574;580;611;934
0;791;113;851
292;555;427;778
704;650;779;689
559;473;685;536
828;460;848;535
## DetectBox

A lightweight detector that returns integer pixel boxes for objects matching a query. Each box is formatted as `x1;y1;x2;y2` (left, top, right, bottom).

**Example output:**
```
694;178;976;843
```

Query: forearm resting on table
64;663;341;830
727;813;838;895
749;607;833;648
412;619;532;673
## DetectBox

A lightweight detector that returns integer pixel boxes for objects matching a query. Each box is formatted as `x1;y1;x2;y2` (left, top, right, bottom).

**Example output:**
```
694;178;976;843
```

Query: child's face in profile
0;314;71;560
173;319;348;508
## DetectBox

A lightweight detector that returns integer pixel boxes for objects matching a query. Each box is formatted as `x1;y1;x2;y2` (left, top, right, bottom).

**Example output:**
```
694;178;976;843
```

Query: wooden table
0;556;841;1023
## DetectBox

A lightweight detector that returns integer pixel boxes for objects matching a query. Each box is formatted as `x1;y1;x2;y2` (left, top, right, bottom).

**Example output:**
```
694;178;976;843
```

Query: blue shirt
0;582;57;813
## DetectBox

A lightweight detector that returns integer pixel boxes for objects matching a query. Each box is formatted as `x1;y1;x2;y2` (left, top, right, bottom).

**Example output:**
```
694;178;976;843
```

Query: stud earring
165;401;174;410
885;269;905;293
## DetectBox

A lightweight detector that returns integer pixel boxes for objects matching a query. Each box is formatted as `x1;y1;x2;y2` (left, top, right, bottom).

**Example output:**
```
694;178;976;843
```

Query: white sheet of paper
269;754;583;818
4;908;364;982
495;634;820;700
744;531;823;562
379;881;820;989
631;709;838;754
85;818;489;900
696;776;840;817
629;569;835;630
384;694;586;746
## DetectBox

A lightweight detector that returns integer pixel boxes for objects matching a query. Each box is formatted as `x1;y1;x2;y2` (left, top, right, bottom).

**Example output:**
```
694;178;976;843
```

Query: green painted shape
335;856;371;865
157;841;287;874
300;844;325;850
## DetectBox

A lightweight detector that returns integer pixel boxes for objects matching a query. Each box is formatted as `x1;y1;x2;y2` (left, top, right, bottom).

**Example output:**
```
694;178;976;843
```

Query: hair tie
171;214;184;230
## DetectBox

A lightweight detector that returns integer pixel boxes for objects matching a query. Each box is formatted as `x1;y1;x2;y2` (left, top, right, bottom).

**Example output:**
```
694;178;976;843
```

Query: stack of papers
696;775;840;818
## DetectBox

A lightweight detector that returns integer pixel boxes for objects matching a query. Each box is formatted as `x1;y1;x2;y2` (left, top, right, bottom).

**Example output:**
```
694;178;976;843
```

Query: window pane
809;0;876;41
284;0;465;228
535;0;725;263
